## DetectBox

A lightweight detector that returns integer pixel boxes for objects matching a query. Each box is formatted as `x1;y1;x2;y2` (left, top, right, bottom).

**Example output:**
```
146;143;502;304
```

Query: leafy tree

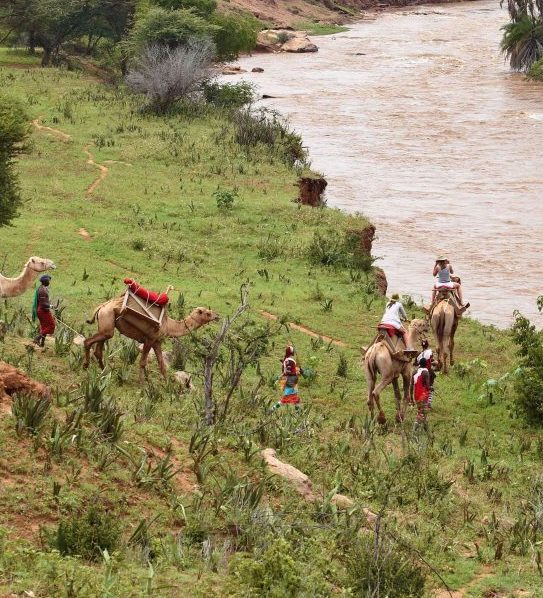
152;0;217;19
124;7;217;55
501;0;543;70
0;95;29;227
211;12;260;60
511;306;543;424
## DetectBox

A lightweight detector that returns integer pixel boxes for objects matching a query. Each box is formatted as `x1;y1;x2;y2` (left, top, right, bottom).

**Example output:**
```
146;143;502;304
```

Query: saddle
433;288;465;317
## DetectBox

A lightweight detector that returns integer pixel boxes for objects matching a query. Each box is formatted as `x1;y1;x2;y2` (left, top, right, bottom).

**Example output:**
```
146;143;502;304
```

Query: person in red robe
32;275;56;347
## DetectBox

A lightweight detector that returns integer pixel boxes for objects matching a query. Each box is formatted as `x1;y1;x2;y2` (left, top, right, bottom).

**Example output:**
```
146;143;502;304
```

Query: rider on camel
431;256;469;311
378;293;415;359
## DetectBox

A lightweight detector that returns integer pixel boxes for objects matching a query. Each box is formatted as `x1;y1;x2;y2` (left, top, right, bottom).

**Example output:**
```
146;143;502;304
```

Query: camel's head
193;307;220;323
27;256;56;273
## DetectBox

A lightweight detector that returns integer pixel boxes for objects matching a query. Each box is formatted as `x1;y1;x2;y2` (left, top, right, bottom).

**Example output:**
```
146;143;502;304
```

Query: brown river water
236;1;543;328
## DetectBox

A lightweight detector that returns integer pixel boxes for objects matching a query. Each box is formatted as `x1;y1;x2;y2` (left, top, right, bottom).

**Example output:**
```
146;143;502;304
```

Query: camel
0;360;50;402
83;296;219;380
363;319;429;424
431;298;460;374
0;256;56;298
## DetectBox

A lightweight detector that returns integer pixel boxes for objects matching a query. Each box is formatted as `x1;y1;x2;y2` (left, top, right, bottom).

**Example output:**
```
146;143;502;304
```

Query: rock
374;267;388;296
261;448;316;501
298;176;327;206
347;224;376;254
281;37;318;53
262;94;277;99
330;493;354;509
251;67;264;73
222;66;247;75
173;371;194;391
72;334;86;347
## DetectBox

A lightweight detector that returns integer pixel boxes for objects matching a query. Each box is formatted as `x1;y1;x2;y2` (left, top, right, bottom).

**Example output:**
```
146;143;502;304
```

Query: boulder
222;66;247;75
261;448;315;501
173;371;194;391
251;67;265;73
282;37;318;53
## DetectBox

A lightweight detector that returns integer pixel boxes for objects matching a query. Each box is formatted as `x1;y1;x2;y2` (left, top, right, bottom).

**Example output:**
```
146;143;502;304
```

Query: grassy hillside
0;57;542;597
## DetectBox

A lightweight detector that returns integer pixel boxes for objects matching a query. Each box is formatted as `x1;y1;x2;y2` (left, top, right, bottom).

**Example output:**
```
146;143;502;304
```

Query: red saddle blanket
124;278;169;306
377;323;402;338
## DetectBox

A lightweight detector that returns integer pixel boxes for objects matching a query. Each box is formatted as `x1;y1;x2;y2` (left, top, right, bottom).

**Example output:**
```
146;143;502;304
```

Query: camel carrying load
83;278;219;380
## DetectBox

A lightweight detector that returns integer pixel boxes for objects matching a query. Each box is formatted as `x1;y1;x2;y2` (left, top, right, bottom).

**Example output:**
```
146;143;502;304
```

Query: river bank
234;0;543;329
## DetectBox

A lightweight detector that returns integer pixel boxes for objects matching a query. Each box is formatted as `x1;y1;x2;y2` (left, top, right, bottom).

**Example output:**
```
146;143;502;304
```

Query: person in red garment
32;274;56;347
272;345;302;410
413;357;431;426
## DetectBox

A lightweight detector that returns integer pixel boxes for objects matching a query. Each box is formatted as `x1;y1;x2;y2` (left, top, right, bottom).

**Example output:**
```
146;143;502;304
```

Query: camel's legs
450;319;459;367
372;373;396;423
391;377;403;422
83;331;113;368
139;340;154;383
93;341;106;369
401;368;411;416
153;342;167;379
366;376;376;418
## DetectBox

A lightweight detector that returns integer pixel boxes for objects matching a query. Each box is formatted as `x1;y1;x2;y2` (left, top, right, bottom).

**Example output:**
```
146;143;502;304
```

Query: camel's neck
0;263;39;298
406;326;423;348
163;313;203;337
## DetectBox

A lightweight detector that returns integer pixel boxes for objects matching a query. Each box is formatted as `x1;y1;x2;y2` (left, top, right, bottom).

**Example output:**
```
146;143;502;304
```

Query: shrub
211;12;261;60
213;189;237;210
126;42;215;112
307;229;375;271
12;394;51;437
511;310;543;424
501;15;543;71
0;95;29;227
125;7;218;55
53;503;122;561
202;80;255;109
232;108;306;166
154;0;217;19
528;56;543;80
345;533;426;597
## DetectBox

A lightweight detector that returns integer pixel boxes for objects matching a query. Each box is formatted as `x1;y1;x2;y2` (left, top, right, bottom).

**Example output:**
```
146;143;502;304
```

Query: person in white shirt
377;293;415;357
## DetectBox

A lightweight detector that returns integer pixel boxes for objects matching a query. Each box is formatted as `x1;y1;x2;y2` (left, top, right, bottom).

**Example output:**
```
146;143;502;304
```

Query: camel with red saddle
83;279;219;381
429;288;464;374
363;318;429;424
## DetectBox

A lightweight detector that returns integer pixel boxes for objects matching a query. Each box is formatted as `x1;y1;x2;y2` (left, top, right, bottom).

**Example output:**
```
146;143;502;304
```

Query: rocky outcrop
222;65;247;75
256;30;319;54
298;176;327;206
374;267;388;296
261;448;377;525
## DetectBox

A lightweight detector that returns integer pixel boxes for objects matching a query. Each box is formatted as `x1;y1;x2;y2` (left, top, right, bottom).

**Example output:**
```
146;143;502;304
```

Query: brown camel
363;319;429;424
431;298;460;374
0;256;56;298
0;360;50;402
83;296;219;380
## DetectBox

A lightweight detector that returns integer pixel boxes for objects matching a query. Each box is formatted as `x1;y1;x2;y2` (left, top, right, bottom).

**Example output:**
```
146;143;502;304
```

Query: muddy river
236;1;543;328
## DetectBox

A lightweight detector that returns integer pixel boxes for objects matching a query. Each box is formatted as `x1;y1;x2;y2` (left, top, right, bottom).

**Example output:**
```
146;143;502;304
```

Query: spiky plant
501;16;543;70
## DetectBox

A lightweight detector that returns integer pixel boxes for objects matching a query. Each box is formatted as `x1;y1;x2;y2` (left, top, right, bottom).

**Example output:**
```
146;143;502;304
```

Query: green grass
0;47;41;66
294;21;349;36
528;57;543;81
0;62;542;596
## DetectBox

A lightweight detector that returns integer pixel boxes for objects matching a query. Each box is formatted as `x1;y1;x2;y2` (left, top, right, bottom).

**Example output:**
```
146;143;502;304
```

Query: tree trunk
41;46;52;67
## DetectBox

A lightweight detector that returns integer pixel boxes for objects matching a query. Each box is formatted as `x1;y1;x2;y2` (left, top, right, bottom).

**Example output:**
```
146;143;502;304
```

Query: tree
126;41;215;112
501;0;543;71
211;12;260;61
124;6;218;56
0;95;29;227
152;0;217;19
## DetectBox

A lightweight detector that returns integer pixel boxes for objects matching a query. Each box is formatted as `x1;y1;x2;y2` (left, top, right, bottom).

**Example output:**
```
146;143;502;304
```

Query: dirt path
83;144;108;196
435;564;495;598
258;310;347;347
32;117;71;142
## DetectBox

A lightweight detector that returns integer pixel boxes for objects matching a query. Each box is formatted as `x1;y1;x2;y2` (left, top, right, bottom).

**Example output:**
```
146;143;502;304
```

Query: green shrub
528;56;543;80
53;503;122;561
12;394;51;437
511;310;543;423
307;230;375;271
212;12;261;60
214;189;238;210
345;533;426;597
202;81;255;109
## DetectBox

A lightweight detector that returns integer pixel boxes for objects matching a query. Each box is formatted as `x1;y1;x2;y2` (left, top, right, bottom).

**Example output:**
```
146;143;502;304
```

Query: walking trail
258;310;347;347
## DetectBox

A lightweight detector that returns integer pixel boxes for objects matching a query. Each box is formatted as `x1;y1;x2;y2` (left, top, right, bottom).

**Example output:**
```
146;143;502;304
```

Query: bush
211;12;261;60
345;533;426;597
202;80;255;109
53;503;122;561
528;56;543;80
307;230;375;271
154;0;217;19
213;189;237;210
125;7;218;55
12;394;51;437
0;95;29;227
501;15;543;71
126;42;215;112
511;310;543;424
232;108;306;166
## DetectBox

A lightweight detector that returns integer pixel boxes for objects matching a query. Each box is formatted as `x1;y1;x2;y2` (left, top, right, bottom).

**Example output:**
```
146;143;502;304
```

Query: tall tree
501;0;543;70
0;95;29;227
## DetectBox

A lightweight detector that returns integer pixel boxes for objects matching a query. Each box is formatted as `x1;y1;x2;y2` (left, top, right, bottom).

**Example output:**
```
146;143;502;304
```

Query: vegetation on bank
1;48;543;598
501;0;543;72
